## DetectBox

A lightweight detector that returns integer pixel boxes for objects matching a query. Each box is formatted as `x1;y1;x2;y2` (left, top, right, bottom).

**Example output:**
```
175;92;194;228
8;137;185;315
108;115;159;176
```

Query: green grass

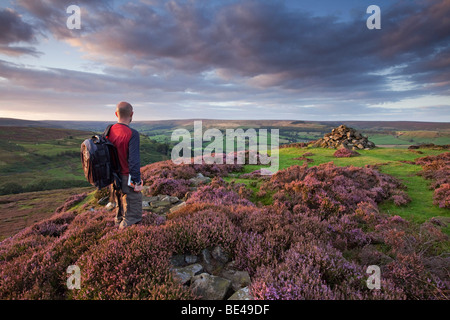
369;132;450;146
231;146;450;234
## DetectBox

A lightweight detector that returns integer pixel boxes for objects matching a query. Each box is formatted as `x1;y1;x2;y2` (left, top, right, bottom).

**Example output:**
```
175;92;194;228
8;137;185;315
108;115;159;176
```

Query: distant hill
1;117;449;147
1;118;449;132
0;125;169;195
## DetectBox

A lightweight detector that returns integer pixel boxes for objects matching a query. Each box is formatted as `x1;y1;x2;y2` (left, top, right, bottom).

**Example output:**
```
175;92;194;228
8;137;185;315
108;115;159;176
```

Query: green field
369;131;450;146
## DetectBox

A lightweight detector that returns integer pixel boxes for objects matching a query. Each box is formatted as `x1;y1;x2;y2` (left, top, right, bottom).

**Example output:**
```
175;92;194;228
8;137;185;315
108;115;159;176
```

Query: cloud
0;8;40;56
1;0;449;121
27;0;444;95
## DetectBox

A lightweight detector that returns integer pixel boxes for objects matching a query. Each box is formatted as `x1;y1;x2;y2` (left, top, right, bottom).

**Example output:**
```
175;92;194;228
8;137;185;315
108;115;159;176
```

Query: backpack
81;124;121;190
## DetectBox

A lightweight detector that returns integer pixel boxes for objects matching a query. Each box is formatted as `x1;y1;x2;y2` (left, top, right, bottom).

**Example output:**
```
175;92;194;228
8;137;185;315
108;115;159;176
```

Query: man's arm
128;129;141;183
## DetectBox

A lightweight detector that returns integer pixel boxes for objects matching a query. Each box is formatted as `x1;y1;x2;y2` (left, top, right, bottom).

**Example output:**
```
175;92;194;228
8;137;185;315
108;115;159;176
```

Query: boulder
190;273;232;300
169;201;186;213
170;254;186;267
143;196;159;203
189;173;212;186
185;254;198;264
150;200;171;208
220;269;251;292
171;263;204;285
161;195;180;204
211;246;229;264
228;286;254;300
142;201;151;210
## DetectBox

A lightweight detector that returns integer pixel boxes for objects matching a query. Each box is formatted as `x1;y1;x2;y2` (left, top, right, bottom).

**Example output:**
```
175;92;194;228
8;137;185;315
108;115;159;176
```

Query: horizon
1;0;449;122
2;116;450;124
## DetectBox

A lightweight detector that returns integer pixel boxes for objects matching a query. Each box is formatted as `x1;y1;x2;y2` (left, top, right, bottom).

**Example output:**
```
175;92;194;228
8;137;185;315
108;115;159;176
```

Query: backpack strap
103;123;122;190
103;124;114;138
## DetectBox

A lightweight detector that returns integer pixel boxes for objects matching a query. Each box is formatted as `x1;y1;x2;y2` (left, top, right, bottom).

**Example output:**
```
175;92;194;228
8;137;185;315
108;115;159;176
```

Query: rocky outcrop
169;246;253;300
228;286;253;300
311;125;375;150
106;193;187;215
190;273;232;300
189;173;211;186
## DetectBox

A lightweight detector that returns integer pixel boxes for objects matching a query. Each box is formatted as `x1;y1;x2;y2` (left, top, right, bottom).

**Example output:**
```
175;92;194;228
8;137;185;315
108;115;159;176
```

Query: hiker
107;101;144;229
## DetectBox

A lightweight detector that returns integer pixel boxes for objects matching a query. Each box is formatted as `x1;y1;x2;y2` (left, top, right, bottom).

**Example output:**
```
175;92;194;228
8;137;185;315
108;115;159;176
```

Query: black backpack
81;124;121;190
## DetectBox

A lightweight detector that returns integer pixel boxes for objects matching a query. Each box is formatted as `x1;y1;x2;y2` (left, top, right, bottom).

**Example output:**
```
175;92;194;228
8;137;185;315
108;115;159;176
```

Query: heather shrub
235;231;279;275
433;183;450;208
166;209;239;255
0;208;115;299
250;240;405;300
141;157;244;198
1;154;448;300
186;185;253;207
145;177;190;198
265;163;410;215
55;193;87;213
334;148;360;158
140;156;243;182
386;253;447;300
416;152;450;208
140;212;167;226
72;226;193;300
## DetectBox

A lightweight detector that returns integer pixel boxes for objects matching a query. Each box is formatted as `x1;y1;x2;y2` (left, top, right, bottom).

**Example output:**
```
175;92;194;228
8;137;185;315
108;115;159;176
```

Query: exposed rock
171;263;204;285
185;254;198;264
105;202;116;211
170;254;186;267
189;173;212;186
169;201;186;213
150;200;171;208
169;250;252;300
140;194;185;215
143;196;159;202
201;248;212;265
142;201;151;210
161;195;180;204
220;269;251;292
190;273;232;300
311;125;376;150
228;286;254;300
212;246;229;264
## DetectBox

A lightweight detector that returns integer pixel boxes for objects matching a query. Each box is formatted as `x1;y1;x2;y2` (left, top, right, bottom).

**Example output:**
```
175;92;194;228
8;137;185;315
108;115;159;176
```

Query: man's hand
134;181;144;192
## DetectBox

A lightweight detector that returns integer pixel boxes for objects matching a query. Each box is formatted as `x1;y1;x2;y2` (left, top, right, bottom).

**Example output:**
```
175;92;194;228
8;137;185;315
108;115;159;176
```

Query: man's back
108;101;143;229
107;123;141;184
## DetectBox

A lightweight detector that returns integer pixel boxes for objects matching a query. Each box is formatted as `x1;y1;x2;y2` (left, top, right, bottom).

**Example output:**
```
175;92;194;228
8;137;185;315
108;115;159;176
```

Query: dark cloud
2;0;449;121
21;0;443;96
0;8;40;56
0;8;34;44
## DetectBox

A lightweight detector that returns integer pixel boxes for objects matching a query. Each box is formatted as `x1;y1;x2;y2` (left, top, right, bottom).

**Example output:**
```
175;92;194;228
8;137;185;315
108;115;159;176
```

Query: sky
0;0;449;122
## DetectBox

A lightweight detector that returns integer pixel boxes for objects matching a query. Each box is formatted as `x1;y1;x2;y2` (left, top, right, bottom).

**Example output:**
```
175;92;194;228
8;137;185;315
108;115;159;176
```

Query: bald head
115;101;134;124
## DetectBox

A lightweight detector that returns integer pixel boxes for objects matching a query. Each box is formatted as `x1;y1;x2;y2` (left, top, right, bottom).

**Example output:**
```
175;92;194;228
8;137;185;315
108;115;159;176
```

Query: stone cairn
311;125;375;150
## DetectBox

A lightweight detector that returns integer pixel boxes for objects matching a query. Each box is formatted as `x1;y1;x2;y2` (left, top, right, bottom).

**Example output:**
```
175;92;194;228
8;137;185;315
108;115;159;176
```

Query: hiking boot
114;218;122;227
118;219;142;230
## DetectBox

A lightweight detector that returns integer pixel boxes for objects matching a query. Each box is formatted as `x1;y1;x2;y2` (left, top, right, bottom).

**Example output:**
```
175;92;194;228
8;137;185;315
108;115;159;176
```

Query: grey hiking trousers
113;175;142;228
